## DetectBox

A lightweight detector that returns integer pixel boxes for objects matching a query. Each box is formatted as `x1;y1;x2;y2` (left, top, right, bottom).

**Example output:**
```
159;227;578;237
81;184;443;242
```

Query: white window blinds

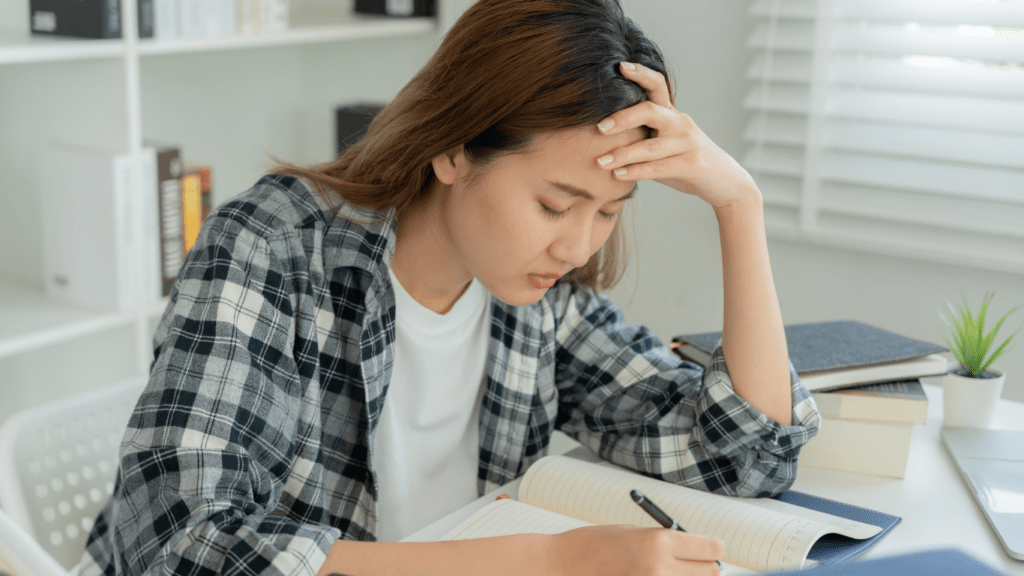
743;0;1024;273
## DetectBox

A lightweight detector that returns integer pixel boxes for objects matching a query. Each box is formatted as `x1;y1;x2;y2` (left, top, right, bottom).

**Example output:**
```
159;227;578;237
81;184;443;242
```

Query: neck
391;181;473;315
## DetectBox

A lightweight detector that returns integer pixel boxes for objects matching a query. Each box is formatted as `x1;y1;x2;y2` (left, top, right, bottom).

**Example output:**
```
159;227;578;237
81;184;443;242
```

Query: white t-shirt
372;266;491;542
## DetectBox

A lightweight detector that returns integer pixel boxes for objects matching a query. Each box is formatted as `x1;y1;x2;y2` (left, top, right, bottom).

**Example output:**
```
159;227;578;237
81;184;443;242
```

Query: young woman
78;1;820;575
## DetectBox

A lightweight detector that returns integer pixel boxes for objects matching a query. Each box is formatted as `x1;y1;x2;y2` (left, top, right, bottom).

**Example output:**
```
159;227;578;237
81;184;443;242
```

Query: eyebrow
548;181;637;203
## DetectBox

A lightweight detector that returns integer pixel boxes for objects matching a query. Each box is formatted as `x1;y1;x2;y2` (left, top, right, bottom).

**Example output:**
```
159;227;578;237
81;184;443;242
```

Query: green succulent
940;292;1021;378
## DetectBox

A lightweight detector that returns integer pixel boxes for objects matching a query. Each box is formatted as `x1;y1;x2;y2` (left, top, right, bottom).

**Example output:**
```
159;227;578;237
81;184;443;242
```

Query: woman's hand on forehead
594;62;761;210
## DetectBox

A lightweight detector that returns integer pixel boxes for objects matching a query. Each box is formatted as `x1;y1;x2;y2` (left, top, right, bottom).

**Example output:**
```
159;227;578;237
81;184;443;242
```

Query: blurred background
0;0;1021;431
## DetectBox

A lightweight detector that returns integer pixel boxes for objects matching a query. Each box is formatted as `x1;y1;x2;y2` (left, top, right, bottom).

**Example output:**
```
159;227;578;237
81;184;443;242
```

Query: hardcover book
812;379;928;425
671;320;948;392
798;417;915;478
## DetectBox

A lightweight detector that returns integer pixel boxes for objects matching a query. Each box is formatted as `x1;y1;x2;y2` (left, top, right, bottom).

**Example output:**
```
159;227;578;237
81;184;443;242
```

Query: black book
671;320;949;392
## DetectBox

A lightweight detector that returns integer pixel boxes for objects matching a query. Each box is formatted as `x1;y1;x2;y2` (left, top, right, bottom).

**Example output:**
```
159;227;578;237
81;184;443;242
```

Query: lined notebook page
518;456;873;572
440;500;754;576
440;499;591;540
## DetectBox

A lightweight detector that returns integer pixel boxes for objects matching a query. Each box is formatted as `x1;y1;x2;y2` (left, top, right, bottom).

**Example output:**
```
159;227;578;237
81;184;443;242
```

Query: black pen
630;489;722;569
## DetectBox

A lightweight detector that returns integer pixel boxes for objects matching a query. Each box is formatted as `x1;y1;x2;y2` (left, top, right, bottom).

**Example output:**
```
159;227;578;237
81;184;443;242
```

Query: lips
528;274;560;289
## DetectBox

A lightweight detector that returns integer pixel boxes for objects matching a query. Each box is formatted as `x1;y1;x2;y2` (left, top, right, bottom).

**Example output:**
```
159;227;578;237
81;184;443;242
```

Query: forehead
527;125;647;159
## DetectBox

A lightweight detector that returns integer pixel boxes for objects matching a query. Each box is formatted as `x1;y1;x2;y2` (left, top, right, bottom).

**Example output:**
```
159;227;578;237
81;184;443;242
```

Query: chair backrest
0;506;68;576
0;376;147;570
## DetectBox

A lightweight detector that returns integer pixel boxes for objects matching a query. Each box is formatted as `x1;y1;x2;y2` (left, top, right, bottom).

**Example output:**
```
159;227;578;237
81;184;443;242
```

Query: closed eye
541;202;618;222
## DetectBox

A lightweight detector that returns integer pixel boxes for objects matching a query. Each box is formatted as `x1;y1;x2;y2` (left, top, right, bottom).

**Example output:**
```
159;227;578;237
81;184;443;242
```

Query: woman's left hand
596;61;761;210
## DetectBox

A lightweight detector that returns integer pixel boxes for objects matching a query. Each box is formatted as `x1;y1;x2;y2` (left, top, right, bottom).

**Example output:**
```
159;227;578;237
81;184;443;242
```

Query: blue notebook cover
769;548;1009;576
775;490;902;566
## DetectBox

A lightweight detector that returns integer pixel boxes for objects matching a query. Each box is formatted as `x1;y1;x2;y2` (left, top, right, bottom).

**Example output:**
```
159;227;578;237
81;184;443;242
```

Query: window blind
743;0;1024;274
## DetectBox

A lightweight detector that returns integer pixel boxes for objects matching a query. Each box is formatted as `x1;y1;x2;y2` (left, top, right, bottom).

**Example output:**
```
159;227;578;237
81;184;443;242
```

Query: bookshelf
0;0;470;425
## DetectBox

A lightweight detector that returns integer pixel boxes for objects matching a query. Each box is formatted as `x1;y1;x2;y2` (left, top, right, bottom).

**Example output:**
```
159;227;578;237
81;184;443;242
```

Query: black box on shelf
354;0;435;17
335;102;386;157
29;0;155;38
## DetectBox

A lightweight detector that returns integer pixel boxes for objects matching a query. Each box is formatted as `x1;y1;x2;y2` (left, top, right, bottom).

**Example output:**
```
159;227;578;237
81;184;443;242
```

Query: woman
78;1;820;575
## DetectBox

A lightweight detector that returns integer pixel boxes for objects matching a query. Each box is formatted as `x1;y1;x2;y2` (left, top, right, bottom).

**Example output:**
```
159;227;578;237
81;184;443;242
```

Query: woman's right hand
546;524;726;576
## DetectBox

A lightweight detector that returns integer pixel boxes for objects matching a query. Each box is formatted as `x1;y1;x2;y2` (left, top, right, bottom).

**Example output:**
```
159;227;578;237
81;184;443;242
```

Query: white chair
0;376;147;574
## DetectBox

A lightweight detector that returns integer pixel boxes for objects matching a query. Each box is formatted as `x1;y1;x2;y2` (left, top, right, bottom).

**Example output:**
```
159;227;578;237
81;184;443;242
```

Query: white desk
405;383;1024;574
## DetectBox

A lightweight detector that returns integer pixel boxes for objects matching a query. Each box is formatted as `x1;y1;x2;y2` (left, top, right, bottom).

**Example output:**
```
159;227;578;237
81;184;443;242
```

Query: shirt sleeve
103;213;340;576
546;282;821;498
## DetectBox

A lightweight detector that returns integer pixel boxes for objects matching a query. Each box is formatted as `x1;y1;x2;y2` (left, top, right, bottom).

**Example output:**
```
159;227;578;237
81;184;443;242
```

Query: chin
487;285;548;308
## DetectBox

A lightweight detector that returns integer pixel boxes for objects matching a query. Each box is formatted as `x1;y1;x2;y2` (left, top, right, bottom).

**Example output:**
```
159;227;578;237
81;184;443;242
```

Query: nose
549;220;593;270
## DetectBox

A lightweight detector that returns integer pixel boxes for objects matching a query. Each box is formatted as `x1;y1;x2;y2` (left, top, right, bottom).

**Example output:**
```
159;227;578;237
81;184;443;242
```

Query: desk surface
405;382;1024;574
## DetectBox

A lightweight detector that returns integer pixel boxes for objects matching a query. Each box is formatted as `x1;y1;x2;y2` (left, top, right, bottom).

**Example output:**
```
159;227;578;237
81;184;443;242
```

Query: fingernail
622;62;636;71
614;167;628;176
598;118;615;132
597;154;614;167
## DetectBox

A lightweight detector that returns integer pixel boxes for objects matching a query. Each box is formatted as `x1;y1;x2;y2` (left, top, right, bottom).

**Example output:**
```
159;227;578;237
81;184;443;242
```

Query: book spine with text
150;143;183;297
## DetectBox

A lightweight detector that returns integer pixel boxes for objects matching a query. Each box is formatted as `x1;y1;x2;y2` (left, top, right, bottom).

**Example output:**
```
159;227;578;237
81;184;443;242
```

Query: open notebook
441;455;899;574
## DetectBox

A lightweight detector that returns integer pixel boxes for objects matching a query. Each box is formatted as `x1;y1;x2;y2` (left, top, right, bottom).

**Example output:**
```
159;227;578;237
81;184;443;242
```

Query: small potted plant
939;292;1020;428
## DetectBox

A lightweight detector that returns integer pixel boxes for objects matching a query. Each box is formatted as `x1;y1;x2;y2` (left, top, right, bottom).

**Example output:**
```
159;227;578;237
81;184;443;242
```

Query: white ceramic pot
942;365;1005;428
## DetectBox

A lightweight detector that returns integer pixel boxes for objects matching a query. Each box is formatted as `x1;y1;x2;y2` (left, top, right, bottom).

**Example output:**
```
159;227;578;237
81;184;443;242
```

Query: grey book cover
672;320;948;374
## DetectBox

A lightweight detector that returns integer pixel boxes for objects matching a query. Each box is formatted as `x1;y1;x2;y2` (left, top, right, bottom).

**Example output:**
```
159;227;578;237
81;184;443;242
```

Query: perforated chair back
0;376;147;571
0;506;67;576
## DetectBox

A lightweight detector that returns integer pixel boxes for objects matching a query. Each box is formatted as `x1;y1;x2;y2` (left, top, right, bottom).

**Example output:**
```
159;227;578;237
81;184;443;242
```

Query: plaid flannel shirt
77;174;820;576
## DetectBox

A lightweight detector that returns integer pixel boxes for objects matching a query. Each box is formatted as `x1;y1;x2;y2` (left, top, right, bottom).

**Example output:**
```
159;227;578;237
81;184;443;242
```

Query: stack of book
671;320;949;479
39;140;212;313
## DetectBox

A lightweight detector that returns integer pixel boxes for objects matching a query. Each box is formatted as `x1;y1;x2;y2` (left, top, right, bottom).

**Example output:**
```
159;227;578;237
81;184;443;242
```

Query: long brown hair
267;0;673;292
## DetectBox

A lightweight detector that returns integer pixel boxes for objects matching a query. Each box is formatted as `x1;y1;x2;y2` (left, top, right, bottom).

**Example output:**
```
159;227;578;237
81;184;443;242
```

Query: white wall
604;0;1024;402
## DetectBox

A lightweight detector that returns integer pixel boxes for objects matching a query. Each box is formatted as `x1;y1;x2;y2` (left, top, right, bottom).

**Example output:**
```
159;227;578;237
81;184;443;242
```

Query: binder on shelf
30;0;121;38
29;0;156;38
355;0;434;17
39;143;161;312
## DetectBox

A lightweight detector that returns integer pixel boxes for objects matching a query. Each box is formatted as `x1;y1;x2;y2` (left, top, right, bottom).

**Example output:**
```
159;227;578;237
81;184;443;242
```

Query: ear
430;146;464;186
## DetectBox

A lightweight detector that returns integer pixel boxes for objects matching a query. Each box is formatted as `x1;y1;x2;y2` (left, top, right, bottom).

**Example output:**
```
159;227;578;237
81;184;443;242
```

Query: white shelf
138;14;436;56
0;31;123;65
0;14;436;65
0;279;169;360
